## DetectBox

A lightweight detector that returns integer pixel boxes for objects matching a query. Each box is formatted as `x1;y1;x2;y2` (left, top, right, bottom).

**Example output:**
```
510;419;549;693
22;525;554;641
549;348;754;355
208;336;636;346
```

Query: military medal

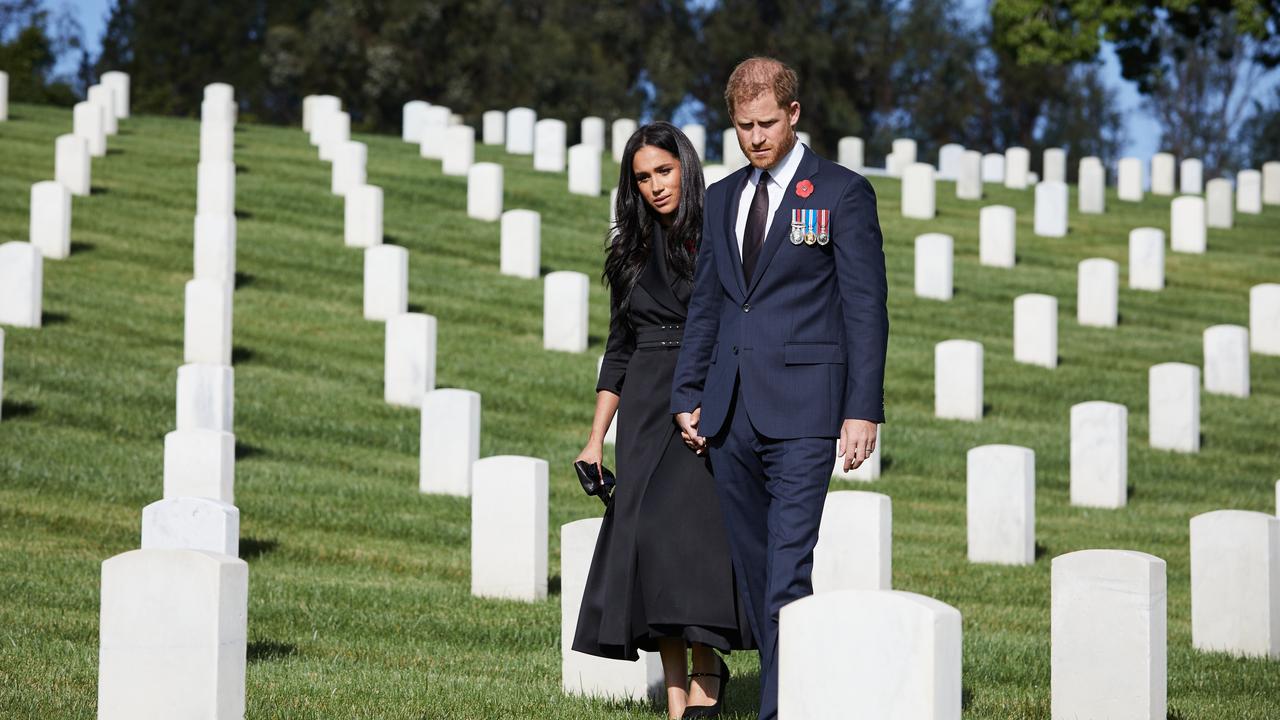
817;209;830;245
804;209;817;245
790;209;805;245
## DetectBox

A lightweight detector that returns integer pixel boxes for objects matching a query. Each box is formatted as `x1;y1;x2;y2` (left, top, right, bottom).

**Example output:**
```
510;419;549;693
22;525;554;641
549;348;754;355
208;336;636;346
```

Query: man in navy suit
671;57;888;720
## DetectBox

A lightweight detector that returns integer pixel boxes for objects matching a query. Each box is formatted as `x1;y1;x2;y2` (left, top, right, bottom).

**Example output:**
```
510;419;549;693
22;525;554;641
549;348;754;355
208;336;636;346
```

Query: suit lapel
637;225;687;317
721;168;751;298
745;146;820;297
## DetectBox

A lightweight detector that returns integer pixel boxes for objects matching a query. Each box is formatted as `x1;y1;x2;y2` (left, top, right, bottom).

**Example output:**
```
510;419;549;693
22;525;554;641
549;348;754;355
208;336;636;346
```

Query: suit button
742;303;751;312
732;346;739;354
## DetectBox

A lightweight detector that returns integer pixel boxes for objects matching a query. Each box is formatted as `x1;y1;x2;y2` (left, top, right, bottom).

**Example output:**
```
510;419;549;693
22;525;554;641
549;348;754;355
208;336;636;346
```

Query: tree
0;0;84;106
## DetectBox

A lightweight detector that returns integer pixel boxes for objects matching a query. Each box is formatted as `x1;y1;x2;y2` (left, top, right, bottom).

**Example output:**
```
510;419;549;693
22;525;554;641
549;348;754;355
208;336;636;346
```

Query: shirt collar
752;138;805;191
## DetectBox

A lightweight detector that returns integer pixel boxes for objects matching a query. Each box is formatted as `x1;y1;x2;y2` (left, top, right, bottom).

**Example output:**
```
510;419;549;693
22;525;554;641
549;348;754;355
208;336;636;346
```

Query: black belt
635;324;684;349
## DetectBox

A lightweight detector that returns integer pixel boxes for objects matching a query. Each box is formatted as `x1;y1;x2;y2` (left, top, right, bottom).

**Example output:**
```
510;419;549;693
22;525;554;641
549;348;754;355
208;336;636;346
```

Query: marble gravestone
578;116;604;152
97;549;248;720
420;389;481;497
1264;161;1280;205
501;210;541;280
163;428;235;504
779;590;962;719
0;70;7;120
417;105;452;159
318;111;350;162
183;280;232;366
401;100;430;143
331;141;367;196
722;128;747;170
533;119;567;173
1251;284;1280;356
1128;228;1165;291
1190;510;1280;659
29;181;71;260
902;163;936;219
1070;401;1128;509
1117;157;1143;202
1004;146;1030;189
482;110;505;146
811;491;892;593
1203;324;1249;398
88;84;118;135
1170;196;1207;253
344;184;383;249
197;161;236;217
471;456;549;601
442;125;475;177
544;271;590;353
1150;152;1175;195
194;214;236;284
1051;550;1166;720
956;150;982;200
938;143;965;179
980;205;1016;268
467;163;503;222
887;138;916;177
1077;258;1119;328
141;497;239;557
967;445;1035;565
177;363;234;433
1078;157;1105;214
1042;148;1066;183
506;107;536;155
981;153;1004;183
363;245;408;321
1149;363;1200;453
1206;178;1233;229
384;313;437;408
73;100;106;157
55;134;91;196
0;329;4;421
1014;294;1057;369
0;242;43;328
1034;181;1068;237
612;118;638;163
568;144;601;196
1180;158;1203;194
914;233;953;301
1236;169;1262;214
837;137;863;171
935;340;983;421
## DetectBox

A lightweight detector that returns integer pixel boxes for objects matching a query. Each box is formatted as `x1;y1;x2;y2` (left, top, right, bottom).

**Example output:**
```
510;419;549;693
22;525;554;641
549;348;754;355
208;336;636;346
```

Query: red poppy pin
795;179;814;198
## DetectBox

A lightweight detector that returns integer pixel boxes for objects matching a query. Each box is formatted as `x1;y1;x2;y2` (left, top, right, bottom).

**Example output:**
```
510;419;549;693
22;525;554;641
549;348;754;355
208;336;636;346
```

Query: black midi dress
573;225;754;661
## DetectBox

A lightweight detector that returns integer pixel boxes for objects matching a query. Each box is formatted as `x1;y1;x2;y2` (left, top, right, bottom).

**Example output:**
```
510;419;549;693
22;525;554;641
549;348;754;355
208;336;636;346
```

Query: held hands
675;408;705;455
838;419;878;472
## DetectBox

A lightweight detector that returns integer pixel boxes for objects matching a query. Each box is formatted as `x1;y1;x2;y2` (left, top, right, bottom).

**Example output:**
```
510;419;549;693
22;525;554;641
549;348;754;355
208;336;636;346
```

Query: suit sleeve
833;174;889;423
669;187;723;414
596;279;634;395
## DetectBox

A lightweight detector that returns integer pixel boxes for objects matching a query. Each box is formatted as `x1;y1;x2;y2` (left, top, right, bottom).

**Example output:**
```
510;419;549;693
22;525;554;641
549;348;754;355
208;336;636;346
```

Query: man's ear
787;101;801;127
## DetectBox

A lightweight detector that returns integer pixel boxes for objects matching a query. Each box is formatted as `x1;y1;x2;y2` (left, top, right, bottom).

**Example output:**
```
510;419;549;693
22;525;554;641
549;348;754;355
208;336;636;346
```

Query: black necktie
742;170;771;283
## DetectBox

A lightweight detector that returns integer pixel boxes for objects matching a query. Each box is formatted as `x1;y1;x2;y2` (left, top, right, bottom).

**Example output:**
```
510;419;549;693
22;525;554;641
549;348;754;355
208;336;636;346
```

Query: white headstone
1128;228;1164;291
1264;161;1280;205
779;590;962;719
1251;284;1280;356
183;280;232;366
471;455;548;601
0;329;4;420
938;143;964;179
401;100;430;143
1203;324;1249;398
796;131;811;148
163;429;235;503
1237;169;1262;214
199;117;233;164
197;161;236;217
482;110;505;145
88;84;118;135
832;424;882;482
914;233;952;301
1070;401;1127;508
0;70;7;121
1077;258;1118;328
561;518;663;699
981;152;1004;183
301;95;317;133
344;184;383;249
420;389;481;496
722;128;747;169
1149;152;1175;195
812;489;892;592
203;82;234;105
612;119;638;163
331;140;367;196
1118;157;1143;202
141;497;239;557
194;214;236;284
568;144;601;196
702;164;730;186
1149;362;1200;453
440;124;475;177
1004;147;1030;189
956;150;982;200
533;119;566;172
837;137;864;170
200;99;235;136
176;363;233;433
1180;158;1203;194
97;549;247;720
902;162;936;219
1206;178;1233;229
1013;294;1057;369
887;138;916;177
55;133;91;196
1170;196;1207;253
681;123;706;160
363;245;408;321
384;313;436;407
318;110;351;161
29;181;71;261
1042;148;1066;184
73;101;106;157
506;107;536;155
0;242;42;328
979;205;1015;268
544;271;589;353
1034;181;1068;237
1051;549;1166;720
1190;510;1280;659
966;444;1035;565
306;95;339;144
467;163;503;221
418;105;451;160
579;116;605;151
501;210;540;280
935;339;983;421
1078;156;1106;214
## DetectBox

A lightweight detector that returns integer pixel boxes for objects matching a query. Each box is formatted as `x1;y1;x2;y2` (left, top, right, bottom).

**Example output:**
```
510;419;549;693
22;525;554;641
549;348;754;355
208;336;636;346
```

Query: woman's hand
576;441;604;475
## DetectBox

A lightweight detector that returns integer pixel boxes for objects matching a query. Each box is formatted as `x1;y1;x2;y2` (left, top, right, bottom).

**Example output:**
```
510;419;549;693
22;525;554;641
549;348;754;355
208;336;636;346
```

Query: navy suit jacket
670;145;888;440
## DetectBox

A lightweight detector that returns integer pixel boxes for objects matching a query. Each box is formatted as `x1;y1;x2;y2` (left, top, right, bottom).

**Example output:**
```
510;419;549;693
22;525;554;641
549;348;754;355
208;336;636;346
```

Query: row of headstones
97;81;252;720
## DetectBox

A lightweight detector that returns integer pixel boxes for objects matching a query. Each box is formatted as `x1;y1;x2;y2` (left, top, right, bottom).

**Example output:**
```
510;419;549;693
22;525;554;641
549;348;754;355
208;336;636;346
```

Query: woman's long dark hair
604;121;705;327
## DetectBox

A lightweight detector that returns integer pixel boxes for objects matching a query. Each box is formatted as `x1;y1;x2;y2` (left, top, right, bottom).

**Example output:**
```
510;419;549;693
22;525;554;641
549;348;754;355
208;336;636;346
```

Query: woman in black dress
573;122;752;720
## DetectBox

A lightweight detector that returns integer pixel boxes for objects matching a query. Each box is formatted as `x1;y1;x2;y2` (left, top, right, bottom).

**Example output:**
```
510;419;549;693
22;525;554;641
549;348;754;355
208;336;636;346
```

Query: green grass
1;101;1278;719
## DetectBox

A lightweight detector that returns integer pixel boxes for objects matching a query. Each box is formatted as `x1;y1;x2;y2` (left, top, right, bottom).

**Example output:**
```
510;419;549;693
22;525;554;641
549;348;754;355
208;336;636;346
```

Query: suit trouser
709;382;834;720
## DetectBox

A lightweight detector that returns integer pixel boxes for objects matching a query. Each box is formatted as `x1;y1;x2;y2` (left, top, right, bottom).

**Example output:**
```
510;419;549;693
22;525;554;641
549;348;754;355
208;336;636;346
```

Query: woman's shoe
681;656;729;719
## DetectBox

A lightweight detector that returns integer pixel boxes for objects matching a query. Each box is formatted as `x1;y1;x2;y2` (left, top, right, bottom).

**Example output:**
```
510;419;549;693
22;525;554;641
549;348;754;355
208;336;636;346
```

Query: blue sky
62;0;1275;165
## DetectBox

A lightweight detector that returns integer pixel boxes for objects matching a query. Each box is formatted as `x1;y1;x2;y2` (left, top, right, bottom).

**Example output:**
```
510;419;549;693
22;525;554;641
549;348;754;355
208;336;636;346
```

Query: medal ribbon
818;209;829;238
806;209;816;237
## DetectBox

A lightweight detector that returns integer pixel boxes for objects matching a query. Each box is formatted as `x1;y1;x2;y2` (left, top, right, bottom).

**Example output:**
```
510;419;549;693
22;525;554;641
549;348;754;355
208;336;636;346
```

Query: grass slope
1;102;1278;719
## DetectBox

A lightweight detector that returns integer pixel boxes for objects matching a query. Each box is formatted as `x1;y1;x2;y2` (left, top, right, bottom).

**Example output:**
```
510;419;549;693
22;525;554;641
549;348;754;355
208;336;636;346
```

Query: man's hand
838;419;878;472
675;408;705;455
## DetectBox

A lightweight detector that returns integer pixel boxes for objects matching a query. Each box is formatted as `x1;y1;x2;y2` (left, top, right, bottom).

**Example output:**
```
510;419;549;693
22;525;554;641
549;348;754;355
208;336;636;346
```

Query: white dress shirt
735;140;806;256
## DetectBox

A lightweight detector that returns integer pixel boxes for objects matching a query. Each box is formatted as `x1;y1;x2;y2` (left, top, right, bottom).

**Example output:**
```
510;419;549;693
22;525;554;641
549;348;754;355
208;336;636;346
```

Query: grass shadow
247;639;296;663
235;441;266;460
962;685;974;710
70;241;96;254
240;537;279;560
407;302;426;314
42;311;69;326
1127;483;1136;501
235;272;256;289
880;457;894;472
548;575;561;597
235;209;254;221
232;345;255;364
89;186;110;195
235;165;249;174
1035;542;1049;561
1;400;37;420
105;148;124;156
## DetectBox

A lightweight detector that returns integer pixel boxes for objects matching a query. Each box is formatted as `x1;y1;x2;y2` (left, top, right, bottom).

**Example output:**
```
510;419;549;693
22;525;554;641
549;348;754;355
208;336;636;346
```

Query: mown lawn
0;101;1278;719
